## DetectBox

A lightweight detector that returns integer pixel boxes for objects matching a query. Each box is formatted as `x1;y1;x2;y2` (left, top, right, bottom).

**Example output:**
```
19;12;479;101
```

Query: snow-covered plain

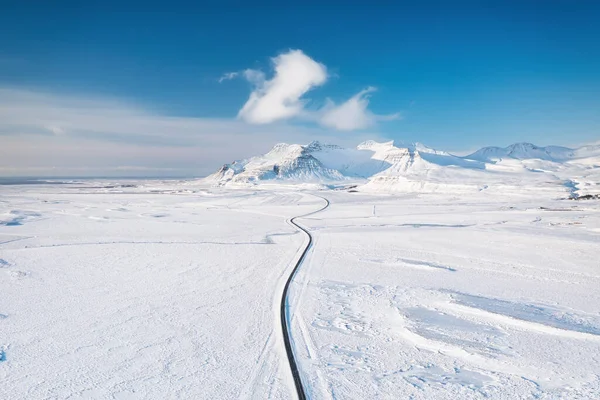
289;191;600;399
0;182;319;399
1;178;600;399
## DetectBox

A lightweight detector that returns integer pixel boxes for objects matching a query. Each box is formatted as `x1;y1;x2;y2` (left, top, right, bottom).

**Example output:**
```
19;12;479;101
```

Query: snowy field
1;180;600;399
290;191;600;399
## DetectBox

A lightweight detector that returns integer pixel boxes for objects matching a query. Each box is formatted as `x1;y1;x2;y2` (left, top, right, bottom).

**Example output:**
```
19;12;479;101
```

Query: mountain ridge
204;139;600;196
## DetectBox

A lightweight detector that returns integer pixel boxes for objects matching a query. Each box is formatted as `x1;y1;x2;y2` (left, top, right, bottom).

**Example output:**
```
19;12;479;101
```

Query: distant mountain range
467;142;594;162
204;140;600;197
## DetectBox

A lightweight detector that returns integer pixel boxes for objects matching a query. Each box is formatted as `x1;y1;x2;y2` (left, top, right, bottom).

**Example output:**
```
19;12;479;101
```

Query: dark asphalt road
280;195;330;400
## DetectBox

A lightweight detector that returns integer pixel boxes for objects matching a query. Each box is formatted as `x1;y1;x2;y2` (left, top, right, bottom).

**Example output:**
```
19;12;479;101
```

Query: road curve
281;194;330;400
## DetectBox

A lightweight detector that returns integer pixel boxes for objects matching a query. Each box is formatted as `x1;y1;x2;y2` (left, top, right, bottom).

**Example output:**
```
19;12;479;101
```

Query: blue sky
1;1;599;176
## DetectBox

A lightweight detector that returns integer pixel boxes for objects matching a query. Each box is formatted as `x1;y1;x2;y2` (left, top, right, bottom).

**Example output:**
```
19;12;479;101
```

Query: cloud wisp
320;87;401;131
218;72;239;83
222;49;398;131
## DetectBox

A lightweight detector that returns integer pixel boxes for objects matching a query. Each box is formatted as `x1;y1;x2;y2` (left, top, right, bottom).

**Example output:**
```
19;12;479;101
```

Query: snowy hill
205;140;600;197
465;143;600;162
574;144;600;159
467;142;580;162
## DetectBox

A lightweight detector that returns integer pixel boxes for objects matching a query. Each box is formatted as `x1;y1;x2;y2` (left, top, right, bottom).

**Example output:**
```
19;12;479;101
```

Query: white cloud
233;49;398;131
0;88;381;177
238;49;327;124
320;87;401;131
45;125;66;135
218;69;265;85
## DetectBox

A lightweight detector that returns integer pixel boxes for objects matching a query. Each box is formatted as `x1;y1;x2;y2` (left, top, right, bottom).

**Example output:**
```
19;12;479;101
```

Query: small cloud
242;69;266;86
238;49;328;124
218;72;239;83
319;87;401;131
45;125;66;135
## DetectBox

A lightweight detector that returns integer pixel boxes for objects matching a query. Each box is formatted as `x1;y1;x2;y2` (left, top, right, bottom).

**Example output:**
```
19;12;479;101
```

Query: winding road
281;194;330;400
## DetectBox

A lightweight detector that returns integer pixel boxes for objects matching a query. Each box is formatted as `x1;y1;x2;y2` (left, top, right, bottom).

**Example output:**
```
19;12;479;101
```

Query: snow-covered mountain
207;140;487;186
467;143;575;162
206;142;348;185
467;142;600;163
205;140;600;196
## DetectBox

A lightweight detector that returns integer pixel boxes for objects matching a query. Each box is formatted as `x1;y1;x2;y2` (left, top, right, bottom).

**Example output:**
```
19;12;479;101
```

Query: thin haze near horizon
1;1;599;177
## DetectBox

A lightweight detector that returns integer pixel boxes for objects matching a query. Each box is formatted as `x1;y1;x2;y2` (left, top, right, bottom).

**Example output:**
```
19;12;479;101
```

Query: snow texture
1;156;599;399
